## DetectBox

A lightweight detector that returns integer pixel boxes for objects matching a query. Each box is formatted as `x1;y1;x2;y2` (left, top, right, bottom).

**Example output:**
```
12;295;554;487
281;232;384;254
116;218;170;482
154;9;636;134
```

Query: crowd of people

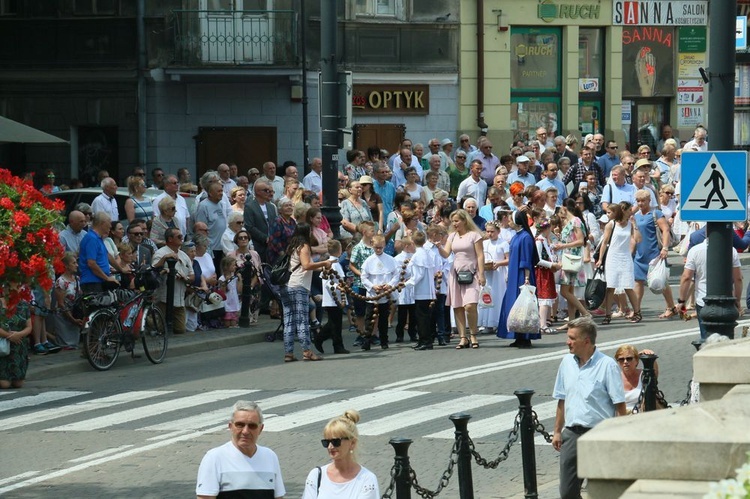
0;123;738;387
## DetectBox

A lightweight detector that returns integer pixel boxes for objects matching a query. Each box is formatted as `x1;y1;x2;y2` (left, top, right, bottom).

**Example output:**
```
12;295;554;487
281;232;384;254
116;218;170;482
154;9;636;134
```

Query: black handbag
456;270;475;285
584;267;607;311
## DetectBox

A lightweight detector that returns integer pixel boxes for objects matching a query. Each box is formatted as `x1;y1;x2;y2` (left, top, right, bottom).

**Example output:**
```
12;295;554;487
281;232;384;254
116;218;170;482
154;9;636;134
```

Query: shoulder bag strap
316;466;322;494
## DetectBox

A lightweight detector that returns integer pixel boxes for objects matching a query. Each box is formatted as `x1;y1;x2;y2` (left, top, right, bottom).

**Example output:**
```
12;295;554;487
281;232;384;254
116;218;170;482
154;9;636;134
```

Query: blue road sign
680;151;748;222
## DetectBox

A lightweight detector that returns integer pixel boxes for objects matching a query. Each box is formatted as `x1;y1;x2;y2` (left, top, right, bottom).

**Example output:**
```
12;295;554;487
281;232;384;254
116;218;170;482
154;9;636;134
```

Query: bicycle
81;268;167;371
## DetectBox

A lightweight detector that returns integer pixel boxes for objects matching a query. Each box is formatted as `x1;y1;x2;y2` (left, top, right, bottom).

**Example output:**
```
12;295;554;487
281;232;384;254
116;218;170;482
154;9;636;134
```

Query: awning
0;115;68;144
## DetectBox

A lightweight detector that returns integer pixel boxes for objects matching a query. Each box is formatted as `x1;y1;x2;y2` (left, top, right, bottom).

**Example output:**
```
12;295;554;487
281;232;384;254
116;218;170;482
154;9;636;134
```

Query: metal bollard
691;339;704;351
514;389;538;499
640;354;658;411
238;261;253;328
450;413;474;499
388;438;413;499
165;258;177;335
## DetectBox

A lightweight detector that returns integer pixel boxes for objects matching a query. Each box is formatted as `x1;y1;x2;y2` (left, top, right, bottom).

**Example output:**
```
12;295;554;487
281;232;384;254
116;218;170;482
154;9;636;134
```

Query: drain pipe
476;0;488;136
300;0;310;172
137;0;147;169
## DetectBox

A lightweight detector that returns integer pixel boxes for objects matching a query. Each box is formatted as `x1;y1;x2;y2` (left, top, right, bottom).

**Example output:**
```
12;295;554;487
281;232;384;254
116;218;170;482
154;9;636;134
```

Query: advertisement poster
678;105;704;127
622;27;675;97
677;79;704;105
678;52;706;79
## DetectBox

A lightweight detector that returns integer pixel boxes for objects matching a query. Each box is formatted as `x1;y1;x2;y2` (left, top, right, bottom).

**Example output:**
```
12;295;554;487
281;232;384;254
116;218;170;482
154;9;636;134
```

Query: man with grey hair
79;211;117;293
427;155;450;192
59;210;88;255
552;316;626;499
553;135;578;164
196;401;285;499
262;161;285;203
456;133;478;158
217;163;237;196
244;179;277;262
422;137;449;171
195;181;228;272
91;177;119;221
302;157;323;193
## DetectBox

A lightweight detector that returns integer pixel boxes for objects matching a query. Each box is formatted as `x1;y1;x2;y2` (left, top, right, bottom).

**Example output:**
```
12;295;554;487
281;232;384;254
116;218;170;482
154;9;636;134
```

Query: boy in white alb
408;231;439;350
360;235;401;350
426;225;451;344
393;236;416;342
315;240;350;354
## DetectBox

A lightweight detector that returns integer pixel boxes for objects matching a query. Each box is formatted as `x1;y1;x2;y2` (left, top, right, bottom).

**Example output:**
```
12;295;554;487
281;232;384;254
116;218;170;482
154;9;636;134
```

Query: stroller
258;263;284;342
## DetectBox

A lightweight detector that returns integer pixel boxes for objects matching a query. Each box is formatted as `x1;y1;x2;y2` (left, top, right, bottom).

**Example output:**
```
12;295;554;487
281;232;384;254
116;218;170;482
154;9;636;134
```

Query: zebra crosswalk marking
0;391;167;431
424;400;558;439
264;390;427;432
0;391;88;413
140;389;344;432
47;390;257;432
357;394;516;436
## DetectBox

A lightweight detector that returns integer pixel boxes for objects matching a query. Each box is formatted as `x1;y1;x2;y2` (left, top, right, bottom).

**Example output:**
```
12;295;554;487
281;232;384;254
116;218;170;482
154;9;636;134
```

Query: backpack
269;251;300;286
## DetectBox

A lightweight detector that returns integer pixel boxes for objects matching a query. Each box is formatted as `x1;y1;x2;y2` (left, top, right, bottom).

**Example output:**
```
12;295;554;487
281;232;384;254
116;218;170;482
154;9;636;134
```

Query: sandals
284;354;298;363
540;327;558;335
470;334;479;349
602;315;612;325
302;350;323;361
659;307;679;319
630;311;643;323
455;337;469;349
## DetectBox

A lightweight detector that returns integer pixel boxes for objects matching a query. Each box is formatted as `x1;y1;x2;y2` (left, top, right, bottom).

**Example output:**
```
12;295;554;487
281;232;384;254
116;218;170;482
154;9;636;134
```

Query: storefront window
579;28;603;79
735;64;750;146
622;27;675;97
510;27;561;92
578;29;604;134
511;27;561;142
511;97;560;144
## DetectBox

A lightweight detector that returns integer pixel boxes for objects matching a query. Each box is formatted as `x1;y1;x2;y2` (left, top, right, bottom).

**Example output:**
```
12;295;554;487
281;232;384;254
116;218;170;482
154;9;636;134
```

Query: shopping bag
479;285;493;309
506;284;540;333
647;257;668;294
584;267;607;310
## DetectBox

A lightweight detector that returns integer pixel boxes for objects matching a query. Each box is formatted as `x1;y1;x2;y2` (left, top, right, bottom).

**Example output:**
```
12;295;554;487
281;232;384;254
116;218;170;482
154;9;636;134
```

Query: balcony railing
171;9;298;67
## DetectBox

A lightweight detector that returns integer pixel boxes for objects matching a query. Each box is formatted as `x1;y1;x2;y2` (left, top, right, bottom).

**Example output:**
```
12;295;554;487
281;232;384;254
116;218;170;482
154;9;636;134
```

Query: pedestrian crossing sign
680;151;748;222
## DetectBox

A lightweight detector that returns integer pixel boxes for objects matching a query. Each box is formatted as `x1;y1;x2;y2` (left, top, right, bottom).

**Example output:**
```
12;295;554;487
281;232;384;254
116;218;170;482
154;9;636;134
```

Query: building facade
0;0;459;185
457;0;711;154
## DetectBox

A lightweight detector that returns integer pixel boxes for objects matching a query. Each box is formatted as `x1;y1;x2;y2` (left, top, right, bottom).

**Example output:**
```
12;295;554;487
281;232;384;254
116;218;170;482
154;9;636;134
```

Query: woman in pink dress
437;209;486;349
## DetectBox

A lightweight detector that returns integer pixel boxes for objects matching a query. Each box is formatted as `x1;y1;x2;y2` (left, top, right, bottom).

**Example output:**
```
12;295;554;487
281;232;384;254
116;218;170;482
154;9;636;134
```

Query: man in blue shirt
373;162;396;216
552;317;626;499
78;211;118;293
536;161;567;206
597;140;620;178
507;155;536;188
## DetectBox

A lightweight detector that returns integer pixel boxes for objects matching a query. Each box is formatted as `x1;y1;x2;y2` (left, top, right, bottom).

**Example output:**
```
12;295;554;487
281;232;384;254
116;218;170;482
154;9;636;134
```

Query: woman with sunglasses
302;409;379;499
614;344;658;414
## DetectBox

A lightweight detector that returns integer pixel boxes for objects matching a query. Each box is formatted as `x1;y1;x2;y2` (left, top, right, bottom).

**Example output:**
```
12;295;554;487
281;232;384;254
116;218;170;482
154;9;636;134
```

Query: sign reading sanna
352;85;429;115
613;1;708;26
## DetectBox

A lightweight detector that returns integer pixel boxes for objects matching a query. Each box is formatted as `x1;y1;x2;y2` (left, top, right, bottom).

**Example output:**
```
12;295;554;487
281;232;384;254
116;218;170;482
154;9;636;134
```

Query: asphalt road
1;283;747;499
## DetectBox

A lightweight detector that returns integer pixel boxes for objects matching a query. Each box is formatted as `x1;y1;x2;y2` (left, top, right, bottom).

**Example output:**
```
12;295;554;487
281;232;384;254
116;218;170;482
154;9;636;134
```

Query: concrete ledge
578;387;750;483
694;337;750;401
620;479;712;498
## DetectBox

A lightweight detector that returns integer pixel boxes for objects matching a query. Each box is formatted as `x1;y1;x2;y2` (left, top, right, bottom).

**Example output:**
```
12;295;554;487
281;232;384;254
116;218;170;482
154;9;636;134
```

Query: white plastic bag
647;257;668;294
506;284;540;333
479;285;493;309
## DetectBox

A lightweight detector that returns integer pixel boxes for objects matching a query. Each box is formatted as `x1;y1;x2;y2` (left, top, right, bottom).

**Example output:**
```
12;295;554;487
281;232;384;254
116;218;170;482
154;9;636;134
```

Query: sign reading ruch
613;1;708;26
352;85;429;115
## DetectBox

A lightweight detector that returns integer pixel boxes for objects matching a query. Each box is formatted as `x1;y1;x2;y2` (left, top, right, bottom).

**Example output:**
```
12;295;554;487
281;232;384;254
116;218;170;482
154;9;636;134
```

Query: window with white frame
351;0;403;19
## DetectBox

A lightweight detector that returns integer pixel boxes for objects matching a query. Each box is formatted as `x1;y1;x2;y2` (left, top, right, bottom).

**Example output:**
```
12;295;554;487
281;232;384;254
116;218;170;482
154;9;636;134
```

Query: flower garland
704;452;750;498
0;168;65;315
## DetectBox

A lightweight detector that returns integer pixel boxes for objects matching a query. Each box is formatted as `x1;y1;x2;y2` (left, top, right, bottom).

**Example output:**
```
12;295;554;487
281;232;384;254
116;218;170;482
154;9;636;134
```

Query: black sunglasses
321;437;349;448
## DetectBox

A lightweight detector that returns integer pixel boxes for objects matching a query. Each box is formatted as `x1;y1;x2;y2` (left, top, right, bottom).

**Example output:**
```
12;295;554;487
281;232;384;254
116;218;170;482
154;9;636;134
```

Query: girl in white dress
595;203;641;325
478;221;509;332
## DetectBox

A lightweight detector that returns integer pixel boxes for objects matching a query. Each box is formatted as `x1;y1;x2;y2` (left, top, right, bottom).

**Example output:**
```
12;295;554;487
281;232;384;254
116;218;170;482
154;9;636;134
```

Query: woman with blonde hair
302;409;379;499
614;344;658;413
437;209;486;349
124;175;153;222
150;196;177;247
229;186;247;215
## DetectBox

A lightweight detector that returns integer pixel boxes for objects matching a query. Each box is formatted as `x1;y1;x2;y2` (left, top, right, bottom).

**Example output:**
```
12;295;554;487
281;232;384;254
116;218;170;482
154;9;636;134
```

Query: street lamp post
701;0;739;339
319;0;343;239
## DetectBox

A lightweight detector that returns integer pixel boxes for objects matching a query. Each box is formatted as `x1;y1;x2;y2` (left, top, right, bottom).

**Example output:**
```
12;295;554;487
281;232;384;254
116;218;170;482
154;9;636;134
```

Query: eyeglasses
616;356;635;363
233;421;260;430
262;188;273;193
234;221;243;225
129;231;143;236
134;173;146;177
609;146;619;150
47;175;56;179
512;153;521;158
237;236;249;241
460;139;469;142
321;437;349;448
154;173;164;177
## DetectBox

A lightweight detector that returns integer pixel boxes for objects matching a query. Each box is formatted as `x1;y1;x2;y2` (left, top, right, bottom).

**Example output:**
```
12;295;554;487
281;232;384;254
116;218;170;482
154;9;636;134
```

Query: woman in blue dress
633;189;676;322
497;210;540;348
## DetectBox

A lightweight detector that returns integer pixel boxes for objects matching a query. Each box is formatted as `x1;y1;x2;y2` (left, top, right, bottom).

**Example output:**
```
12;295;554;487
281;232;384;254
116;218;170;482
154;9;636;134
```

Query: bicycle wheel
83;309;121;371
141;305;167;364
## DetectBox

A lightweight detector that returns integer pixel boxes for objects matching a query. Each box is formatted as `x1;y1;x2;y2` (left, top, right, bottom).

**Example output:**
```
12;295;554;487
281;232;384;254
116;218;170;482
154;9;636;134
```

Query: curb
27;327;275;379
